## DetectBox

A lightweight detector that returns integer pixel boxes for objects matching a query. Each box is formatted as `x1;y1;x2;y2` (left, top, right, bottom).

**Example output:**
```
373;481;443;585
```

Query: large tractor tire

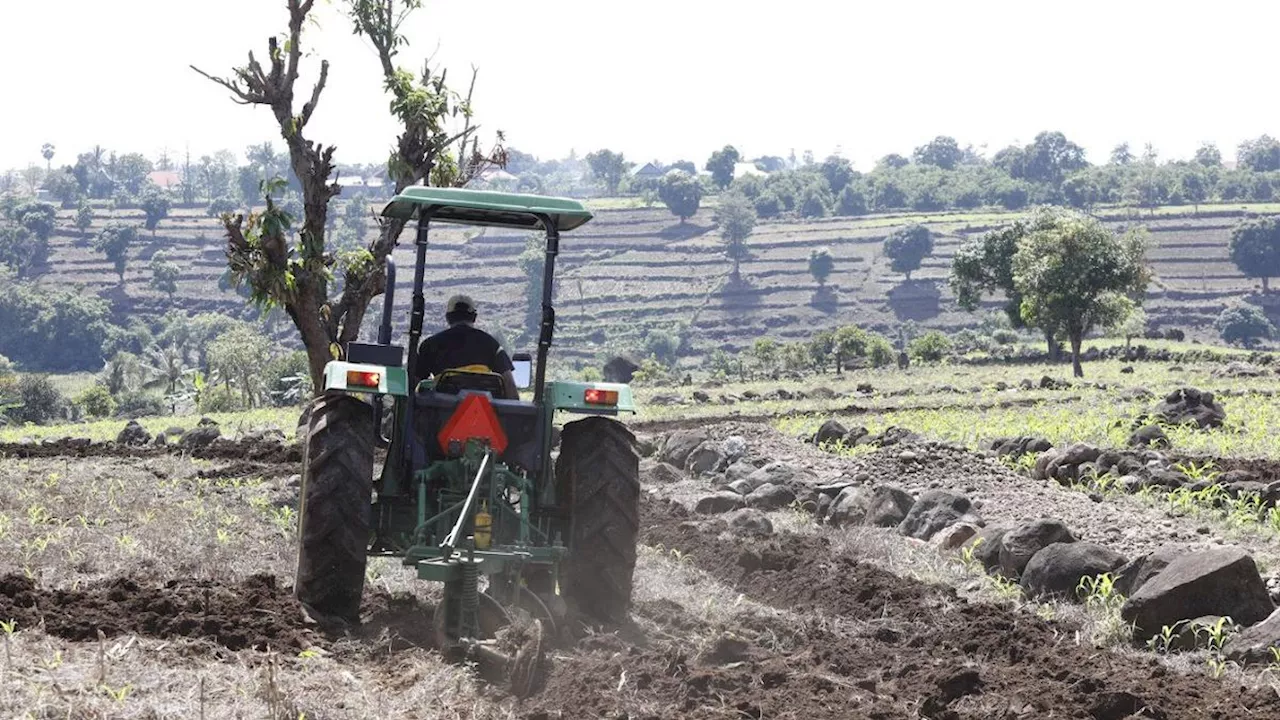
556;416;640;624
295;392;375;625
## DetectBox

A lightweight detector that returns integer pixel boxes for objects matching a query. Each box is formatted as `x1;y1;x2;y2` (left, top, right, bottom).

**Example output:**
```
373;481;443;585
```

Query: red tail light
346;370;381;388
584;388;619;405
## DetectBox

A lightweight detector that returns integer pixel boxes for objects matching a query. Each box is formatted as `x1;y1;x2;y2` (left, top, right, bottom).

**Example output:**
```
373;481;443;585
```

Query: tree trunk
1070;332;1084;378
1044;329;1057;360
1265;276;1271;293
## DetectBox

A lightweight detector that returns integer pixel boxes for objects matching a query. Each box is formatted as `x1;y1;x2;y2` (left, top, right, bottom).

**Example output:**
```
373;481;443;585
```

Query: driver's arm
500;370;519;400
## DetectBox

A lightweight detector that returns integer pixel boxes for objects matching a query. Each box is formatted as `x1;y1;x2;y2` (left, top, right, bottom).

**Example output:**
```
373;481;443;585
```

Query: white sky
2;0;1278;171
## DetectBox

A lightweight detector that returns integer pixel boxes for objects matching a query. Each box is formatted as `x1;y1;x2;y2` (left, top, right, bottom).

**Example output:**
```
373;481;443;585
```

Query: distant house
148;170;182;191
632;162;666;181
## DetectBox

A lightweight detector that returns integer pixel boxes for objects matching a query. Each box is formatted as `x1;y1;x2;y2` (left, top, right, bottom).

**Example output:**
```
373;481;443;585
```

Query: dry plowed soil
0;573;315;652
522;498;1280;720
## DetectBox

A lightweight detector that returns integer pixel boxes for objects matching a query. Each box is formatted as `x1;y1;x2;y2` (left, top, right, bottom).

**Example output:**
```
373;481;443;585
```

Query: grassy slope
32;200;1275;373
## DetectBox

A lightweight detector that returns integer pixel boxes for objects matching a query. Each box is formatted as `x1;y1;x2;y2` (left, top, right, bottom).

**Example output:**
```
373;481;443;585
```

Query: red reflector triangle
437;393;509;455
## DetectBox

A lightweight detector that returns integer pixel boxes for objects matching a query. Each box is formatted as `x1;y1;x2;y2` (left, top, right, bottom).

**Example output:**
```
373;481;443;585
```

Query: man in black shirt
416;295;519;399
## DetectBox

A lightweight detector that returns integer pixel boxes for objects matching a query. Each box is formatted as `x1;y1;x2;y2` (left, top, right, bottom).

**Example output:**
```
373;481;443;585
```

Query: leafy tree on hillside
836;185;867;216
113;153;154;195
94;223;138;282
819;156;856;194
0;224;37;277
706;145;741;189
206;195;238;217
9;375;66;425
149;250;181;301
913;136;964;170
1062;174;1099;209
1228;216;1280;292
669;160;697;175
0;270;111;371
750;337;779;377
13;202;56;243
1238;135;1280;172
207;325;272;407
832;325;869;373
877;154;910;170
716;191;755;277
1110;143;1134;165
1216;303;1275;346
1194;143;1222;168
139;186;171;237
883;224;933;280
1179;172;1209;214
1114;306;1147;352
808;247;834;286
908;330;953;363
44;169;80;207
74;202;94;237
585;149;632;194
658;170;702;223
799;185;831;218
1023;131;1088;184
516;232;545;337
195;0;506;393
1011;210;1149;377
807;329;834;373
41;143;55;170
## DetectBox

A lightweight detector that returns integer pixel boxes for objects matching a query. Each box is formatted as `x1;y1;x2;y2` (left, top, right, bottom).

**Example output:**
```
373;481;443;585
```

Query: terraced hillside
40;202;1276;366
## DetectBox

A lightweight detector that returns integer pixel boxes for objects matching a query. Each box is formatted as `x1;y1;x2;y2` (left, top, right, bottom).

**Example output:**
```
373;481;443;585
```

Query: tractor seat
434;364;507;396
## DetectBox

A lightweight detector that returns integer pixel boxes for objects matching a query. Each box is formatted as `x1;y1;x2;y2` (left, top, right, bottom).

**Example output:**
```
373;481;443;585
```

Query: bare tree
193;0;503;393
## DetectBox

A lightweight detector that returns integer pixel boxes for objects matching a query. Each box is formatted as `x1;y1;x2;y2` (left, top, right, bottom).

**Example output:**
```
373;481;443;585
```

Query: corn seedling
1;618;15;671
100;683;133;703
1174;459;1220;483
1147;623;1181;654
1194;616;1237;653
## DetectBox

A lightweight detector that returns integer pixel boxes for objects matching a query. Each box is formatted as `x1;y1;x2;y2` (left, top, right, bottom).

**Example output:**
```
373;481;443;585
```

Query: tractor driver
416;295;519;400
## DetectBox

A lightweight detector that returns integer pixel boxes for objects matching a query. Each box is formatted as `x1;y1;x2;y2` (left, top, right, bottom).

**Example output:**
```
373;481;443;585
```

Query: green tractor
295;187;639;692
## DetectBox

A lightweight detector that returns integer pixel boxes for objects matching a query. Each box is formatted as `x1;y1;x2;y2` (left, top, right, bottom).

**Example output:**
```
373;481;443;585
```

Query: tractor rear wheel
295;392;375;625
556;416;640;623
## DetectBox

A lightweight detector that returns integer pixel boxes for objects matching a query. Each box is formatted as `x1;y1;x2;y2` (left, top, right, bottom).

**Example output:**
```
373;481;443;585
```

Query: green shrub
114;390;166;418
908;331;954;363
264;351;311;406
1216;303;1274;345
866;335;896;367
199;385;248;413
75;384;116;419
9;374;66;424
579;366;603;382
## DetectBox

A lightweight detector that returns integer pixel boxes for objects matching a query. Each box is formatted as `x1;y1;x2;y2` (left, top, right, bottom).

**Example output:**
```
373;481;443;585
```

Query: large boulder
1021;542;1127;600
812;419;848;446
746;483;796;511
826;486;869;527
643;461;684;485
661;428;709;468
719;436;748;464
116;420;151;447
1121;548;1273;641
1224;607;1280;665
1152;387;1226;429
998;519;1076;578
991;436;1053;459
1113;544;1187;598
685;441;726;475
179;417;221;450
864;485;915;528
897;490;978;541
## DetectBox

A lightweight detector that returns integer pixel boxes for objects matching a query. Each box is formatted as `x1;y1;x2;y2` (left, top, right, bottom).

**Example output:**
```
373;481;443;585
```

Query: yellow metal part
475;501;492;550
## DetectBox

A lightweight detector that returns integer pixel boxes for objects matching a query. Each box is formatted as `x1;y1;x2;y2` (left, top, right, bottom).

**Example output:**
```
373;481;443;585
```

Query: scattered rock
724;461;757;483
742;462;802;492
116;420;151;447
1152;387;1226;429
1224;607;1280;664
725;479;754;496
1121;548;1274;641
998;519;1076;579
1119;365;1135;374
864;485;915;528
812;419;848;446
869;426;922;448
1090;691;1165;720
809;386;837;400
826;487;869;527
635;436;659;457
991;436;1053;458
932;522;979;550
844;427;870;446
897;490;978;541
153;432;167;447
648;394;683;407
856;382;873;394
728;509;773;537
643;462;684;485
602;356;640;383
691;390;711;403
661;429;709;467
745;483;796;511
963;527;1008;573
1215;361;1267;378
685;442;726;475
179;418;221;450
1021;542;1126;600
719;436;748;464
1127;424;1169;449
695;492;745;515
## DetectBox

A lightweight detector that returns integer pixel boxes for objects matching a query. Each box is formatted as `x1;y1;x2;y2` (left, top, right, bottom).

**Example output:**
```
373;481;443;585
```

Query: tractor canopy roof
381;187;593;232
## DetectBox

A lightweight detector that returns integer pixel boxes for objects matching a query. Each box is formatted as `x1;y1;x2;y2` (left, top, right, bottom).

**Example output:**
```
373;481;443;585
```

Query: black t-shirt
416;324;514;380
